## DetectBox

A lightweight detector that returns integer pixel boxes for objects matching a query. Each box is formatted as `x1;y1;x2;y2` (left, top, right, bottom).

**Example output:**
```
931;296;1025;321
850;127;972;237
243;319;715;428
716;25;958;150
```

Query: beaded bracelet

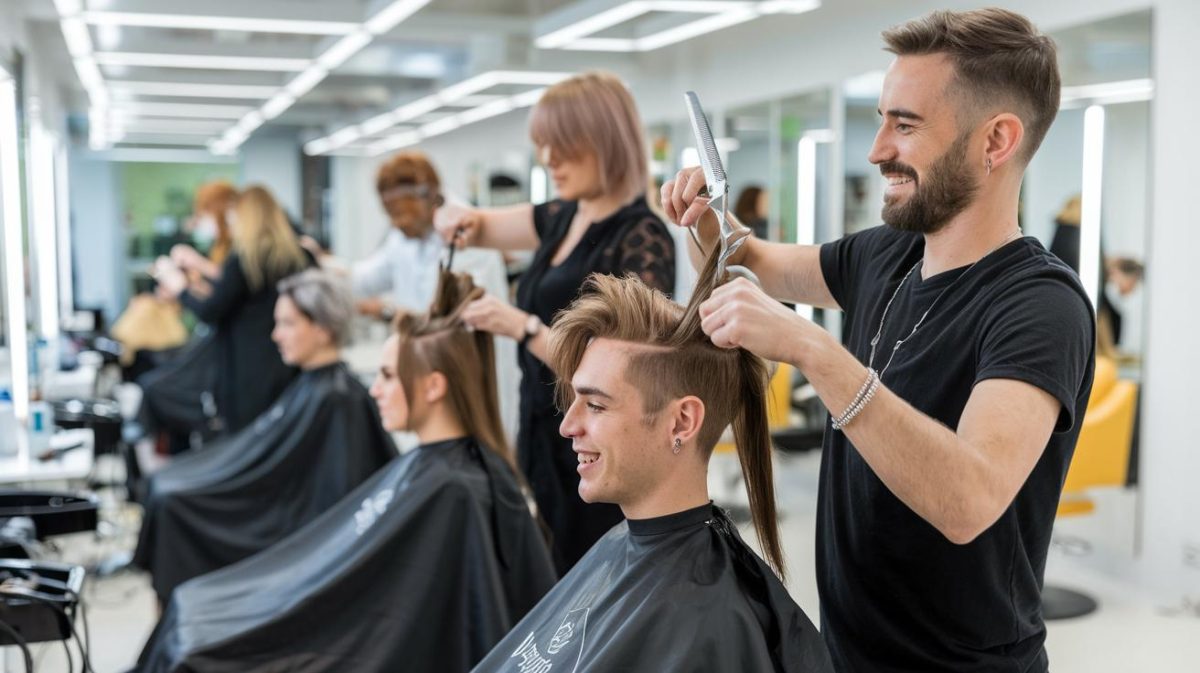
832;368;880;430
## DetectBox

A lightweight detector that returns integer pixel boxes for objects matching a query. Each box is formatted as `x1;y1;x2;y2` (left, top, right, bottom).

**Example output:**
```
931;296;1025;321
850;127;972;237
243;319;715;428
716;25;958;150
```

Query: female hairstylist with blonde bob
435;70;676;572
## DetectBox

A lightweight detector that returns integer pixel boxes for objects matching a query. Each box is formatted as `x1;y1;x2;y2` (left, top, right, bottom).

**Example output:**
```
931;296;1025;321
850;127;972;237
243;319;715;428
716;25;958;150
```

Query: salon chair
1043;356;1138;620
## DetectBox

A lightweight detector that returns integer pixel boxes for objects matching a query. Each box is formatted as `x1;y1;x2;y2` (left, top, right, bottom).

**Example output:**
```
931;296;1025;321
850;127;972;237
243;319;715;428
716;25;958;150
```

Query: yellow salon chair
1043;356;1138;619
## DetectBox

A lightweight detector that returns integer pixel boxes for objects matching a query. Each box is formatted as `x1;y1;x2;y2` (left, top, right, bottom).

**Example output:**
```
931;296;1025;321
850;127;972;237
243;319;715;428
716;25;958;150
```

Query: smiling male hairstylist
663;8;1094;673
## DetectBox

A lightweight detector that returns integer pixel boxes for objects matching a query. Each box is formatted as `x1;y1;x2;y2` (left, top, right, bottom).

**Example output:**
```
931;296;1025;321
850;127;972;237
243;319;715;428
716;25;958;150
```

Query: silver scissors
683;91;759;285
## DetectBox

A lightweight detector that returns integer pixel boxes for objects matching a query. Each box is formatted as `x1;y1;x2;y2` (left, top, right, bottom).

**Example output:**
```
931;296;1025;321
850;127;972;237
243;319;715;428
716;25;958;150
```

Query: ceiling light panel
211;0;434;154
306;72;566;157
108;81;278;99
81;11;359;35
94;52;311;71
535;0;820;52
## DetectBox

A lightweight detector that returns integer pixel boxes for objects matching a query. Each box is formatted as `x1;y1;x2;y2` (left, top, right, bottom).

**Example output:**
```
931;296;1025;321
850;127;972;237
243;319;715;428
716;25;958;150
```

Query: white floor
7;451;1200;672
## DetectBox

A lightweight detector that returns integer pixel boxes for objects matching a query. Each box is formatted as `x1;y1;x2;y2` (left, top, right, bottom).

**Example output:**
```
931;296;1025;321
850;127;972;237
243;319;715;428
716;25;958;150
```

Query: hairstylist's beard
879;131;979;234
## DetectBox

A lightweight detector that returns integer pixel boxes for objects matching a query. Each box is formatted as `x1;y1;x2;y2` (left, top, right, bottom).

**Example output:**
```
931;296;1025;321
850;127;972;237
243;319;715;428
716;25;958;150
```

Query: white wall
240;131;303;222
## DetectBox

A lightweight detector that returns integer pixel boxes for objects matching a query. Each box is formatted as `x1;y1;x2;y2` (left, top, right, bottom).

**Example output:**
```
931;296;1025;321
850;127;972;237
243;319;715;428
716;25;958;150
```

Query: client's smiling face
558;338;676;510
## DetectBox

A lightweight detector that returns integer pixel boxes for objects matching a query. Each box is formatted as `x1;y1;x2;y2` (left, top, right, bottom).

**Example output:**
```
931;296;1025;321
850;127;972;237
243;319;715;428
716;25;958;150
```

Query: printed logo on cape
510;607;589;673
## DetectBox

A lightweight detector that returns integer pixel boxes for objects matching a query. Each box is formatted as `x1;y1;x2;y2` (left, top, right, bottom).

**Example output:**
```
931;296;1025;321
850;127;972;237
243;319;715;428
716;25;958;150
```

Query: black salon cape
136;332;226;450
471;503;833;673
134;437;558;673
132;362;396;599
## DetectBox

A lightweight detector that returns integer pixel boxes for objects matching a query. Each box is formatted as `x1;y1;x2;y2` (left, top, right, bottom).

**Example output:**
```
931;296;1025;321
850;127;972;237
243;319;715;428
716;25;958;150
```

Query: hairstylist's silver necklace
868;229;1022;379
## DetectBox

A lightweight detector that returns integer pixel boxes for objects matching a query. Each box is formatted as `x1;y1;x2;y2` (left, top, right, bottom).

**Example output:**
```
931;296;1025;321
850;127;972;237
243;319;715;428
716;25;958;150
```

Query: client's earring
986;158;993;176
672;438;682;454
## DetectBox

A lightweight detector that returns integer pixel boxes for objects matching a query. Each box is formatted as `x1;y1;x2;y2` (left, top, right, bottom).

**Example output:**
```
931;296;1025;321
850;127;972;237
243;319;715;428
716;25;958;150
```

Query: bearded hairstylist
663;9;1093;673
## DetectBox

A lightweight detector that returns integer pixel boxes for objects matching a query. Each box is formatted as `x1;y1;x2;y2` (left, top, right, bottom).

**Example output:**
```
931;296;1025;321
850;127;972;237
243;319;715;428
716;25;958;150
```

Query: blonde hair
392;270;513;469
230;185;307;291
548;250;783;578
529;71;648;202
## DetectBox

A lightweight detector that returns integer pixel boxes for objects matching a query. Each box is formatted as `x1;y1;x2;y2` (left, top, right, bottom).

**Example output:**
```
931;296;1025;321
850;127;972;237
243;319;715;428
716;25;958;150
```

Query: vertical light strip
795;135;816;321
30;124;60;341
1080;105;1105;310
54;141;74;319
530;166;548;204
0;75;30;421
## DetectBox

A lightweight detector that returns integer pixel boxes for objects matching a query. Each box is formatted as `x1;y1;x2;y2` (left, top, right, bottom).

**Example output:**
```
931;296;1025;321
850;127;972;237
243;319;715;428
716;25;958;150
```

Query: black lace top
515;196;676;421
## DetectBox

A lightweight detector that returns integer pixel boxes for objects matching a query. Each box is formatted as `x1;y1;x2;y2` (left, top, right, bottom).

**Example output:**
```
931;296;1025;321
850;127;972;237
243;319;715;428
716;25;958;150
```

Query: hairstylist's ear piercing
673;438;682;454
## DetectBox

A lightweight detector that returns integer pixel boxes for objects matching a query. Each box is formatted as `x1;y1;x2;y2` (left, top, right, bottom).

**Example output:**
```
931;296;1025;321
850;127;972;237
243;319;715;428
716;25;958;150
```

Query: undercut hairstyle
391;269;513;470
529;70;649;202
882;7;1061;163
548;250;783;578
376;150;441;197
277;269;354;347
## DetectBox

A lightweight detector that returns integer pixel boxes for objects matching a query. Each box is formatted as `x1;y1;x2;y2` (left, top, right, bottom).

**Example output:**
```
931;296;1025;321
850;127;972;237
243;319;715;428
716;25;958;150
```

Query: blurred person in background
735;184;770;239
436;70;676;572
154;185;314;434
304;150;519;439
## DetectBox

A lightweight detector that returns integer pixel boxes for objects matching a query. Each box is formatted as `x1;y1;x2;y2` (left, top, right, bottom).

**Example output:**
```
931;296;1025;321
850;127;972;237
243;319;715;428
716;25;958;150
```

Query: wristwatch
378;304;397;323
519;313;542;345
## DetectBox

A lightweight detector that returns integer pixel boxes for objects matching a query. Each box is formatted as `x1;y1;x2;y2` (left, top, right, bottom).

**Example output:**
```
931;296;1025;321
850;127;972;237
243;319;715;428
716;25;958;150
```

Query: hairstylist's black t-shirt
816;225;1094;673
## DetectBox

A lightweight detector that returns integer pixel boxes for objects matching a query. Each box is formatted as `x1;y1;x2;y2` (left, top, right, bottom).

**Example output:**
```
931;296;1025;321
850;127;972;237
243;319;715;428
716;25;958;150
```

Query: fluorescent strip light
365;0;434;35
73;57;109;104
284;66;329;97
115;136;214;146
438;72;500;103
0;76;30;421
109;81;277;98
456;98;515;125
1079;105;1105;309
317;31;372;70
536;1;650;49
637;8;757;51
54;141;73;320
359;111;400;136
538;0;819;52
53;0;83;15
236;111;265;134
82;11;359;35
61;17;93;57
757;0;820;13
109;102;253;118
260;93;296;120
394;95;444;123
1060;78;1154;108
95;52;311;71
89;106;109;149
795;136;817;321
420;116;462;137
558;38;637;51
30;123;61;340
365;130;422;156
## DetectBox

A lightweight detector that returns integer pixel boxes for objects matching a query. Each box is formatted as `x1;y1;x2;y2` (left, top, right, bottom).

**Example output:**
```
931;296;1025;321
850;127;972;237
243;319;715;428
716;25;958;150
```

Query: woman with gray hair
134;267;396;601
273;269;355;368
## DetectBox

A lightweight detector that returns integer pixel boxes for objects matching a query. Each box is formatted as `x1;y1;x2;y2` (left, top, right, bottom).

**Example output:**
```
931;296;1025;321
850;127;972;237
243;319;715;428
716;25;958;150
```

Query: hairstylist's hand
169;244;207;272
698;277;810;365
152;256;188;300
433;201;483;248
661;166;717;229
461;294;526;342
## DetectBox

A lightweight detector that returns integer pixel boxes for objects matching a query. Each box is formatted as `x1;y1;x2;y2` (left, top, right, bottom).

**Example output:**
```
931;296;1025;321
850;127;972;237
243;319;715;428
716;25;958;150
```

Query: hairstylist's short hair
278;269;355;347
882;8;1061;163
